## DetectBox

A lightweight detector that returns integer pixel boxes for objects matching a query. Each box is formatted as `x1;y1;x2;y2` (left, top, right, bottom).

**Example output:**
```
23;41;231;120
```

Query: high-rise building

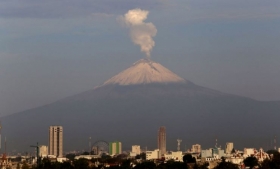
225;142;234;154
158;126;166;155
132;145;141;155
49;126;63;157
109;141;122;155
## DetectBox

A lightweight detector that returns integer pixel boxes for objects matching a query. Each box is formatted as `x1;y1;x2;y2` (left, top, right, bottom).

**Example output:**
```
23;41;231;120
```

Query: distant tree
60;161;75;169
38;158;53;169
267;150;280;156
273;153;280;165
260;152;280;169
73;158;90;169
135;153;146;160
96;154;111;164
214;157;238;169
16;163;21;169
183;154;196;164
134;161;156;169
194;162;209;169
135;154;141;159
120;159;132;169
66;153;76;161
260;159;273;169
244;156;259;169
164;160;187;169
81;151;90;155
22;161;30;169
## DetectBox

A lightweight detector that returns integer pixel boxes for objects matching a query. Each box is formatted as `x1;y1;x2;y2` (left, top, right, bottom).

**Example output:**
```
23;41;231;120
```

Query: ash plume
120;8;157;59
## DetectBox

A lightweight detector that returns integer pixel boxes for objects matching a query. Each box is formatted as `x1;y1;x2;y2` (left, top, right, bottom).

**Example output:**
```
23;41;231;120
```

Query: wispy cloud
0;0;163;19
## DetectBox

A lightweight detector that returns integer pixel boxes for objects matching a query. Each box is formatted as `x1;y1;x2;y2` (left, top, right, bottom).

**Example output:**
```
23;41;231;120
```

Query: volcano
1;59;280;152
103;59;186;85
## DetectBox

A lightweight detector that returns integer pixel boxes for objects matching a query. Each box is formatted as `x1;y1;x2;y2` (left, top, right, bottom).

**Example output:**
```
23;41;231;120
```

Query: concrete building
201;149;212;158
158;126;166;156
243;148;255;158
132;145;141;155
191;144;201;153
225;142;234;154
201;148;225;160
213;147;225;158
39;145;48;157
242;148;269;162
49;126;63;157
109;141;122;155
146;149;161;160
164;151;183;162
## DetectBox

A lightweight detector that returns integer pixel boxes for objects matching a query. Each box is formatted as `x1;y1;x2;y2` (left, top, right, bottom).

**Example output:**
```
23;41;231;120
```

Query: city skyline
0;123;279;155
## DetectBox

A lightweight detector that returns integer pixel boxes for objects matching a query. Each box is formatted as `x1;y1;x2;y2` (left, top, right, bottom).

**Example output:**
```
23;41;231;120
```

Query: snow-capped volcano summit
103;59;186;86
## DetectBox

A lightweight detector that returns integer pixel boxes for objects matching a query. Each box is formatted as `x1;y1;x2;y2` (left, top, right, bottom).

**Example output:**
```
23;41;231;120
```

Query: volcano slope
1;59;280;151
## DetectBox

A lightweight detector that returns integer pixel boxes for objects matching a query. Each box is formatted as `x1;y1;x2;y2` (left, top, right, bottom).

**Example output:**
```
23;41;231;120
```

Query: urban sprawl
0;126;279;169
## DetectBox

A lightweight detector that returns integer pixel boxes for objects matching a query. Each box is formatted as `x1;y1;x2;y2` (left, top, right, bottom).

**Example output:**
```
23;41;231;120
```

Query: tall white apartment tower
49;126;63;157
158;126;166;155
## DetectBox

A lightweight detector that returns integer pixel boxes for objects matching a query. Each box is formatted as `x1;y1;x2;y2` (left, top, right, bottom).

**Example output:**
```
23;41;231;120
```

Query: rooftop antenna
274;136;277;150
215;138;218;148
89;137;91;155
177;139;182;151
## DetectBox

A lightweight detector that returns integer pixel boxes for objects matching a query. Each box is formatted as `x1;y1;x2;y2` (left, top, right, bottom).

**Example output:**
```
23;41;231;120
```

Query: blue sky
1;0;280;116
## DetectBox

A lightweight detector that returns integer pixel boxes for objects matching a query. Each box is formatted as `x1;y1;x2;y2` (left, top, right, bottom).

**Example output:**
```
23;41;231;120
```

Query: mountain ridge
1;59;280;152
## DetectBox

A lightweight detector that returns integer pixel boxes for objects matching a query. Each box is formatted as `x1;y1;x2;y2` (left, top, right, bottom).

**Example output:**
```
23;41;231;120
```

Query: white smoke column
121;8;157;59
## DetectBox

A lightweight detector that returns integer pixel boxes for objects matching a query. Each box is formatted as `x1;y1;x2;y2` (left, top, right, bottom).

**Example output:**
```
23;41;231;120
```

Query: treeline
17;150;280;169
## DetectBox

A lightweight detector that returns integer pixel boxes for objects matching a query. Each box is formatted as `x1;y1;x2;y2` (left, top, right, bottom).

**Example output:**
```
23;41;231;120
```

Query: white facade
164;151;183;162
225;142;234;154
132;145;141;155
146;149;161;160
201;149;212;158
243;148;255;157
57;157;67;163
191;144;201;153
74;155;100;160
39;145;48;157
226;157;244;165
49;126;63;157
